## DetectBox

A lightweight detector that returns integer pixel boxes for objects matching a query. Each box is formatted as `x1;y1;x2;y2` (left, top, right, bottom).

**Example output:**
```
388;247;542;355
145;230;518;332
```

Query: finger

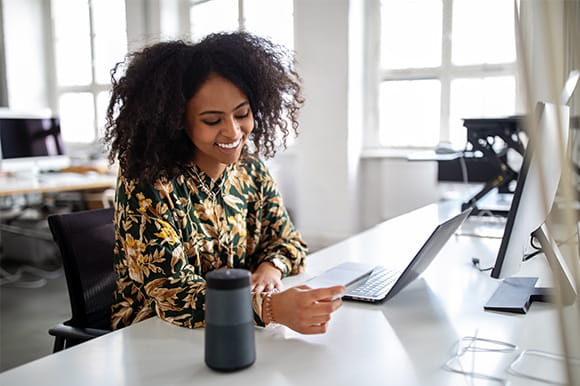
253;284;265;293
301;322;329;335
273;281;283;291
310;314;331;325
312;298;342;315
309;285;346;301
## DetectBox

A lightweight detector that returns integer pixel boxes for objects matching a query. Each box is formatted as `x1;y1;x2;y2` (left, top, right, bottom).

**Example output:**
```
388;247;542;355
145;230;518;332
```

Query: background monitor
484;101;576;313
0;110;70;174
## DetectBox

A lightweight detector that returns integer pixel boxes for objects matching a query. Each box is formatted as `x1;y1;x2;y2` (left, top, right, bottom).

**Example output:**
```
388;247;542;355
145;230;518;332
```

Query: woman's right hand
268;285;345;334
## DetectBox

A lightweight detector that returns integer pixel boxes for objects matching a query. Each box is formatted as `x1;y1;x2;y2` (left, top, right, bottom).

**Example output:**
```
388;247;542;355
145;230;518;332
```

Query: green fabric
111;156;306;329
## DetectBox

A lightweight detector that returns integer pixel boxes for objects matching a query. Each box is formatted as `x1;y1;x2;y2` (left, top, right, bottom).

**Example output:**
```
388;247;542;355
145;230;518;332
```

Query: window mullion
364;0;382;148
58;84;109;93
440;0;453;144
380;68;441;81
87;0;99;142
45;0;58;115
449;63;517;76
238;0;245;31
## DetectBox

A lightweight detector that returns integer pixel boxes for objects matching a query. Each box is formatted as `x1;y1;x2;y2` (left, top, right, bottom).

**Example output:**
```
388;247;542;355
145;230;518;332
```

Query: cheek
244;118;255;135
187;124;214;146
185;126;199;147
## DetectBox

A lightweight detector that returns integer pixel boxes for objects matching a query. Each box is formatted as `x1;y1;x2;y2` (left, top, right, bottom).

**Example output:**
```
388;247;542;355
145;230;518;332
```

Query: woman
104;32;344;335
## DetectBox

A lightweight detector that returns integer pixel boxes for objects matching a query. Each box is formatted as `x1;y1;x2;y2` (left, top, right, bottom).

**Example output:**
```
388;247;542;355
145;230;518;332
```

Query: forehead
188;74;248;111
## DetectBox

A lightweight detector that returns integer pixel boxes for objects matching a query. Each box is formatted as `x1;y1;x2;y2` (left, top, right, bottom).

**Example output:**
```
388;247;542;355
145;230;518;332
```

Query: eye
235;110;250;119
202;118;220;126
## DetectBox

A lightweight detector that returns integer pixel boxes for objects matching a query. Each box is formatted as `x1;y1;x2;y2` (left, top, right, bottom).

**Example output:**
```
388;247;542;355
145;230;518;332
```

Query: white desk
1;201;578;385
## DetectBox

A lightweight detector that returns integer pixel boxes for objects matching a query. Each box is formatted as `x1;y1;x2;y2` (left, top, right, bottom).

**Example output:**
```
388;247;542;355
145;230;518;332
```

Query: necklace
190;166;233;265
191;167;225;201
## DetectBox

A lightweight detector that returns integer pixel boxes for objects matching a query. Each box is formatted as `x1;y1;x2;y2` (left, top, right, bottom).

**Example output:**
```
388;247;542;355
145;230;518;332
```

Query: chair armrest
49;322;110;342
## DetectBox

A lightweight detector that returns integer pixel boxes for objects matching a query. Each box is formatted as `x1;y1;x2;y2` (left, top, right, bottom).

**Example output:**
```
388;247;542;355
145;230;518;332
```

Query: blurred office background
0;0;578;373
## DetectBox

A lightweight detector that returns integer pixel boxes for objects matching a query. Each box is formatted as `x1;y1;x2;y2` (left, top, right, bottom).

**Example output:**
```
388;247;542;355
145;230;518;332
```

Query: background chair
47;207;116;352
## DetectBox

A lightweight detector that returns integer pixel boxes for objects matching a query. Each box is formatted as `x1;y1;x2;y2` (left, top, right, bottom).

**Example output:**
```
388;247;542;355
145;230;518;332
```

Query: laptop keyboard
347;266;400;298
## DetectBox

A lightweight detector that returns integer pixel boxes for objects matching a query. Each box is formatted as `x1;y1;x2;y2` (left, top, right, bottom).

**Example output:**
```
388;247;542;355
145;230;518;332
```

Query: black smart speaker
204;268;255;372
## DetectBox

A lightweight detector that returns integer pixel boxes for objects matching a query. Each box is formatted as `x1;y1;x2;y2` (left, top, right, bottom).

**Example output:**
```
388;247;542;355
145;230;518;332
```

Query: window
188;0;294;49
377;0;517;150
51;0;127;143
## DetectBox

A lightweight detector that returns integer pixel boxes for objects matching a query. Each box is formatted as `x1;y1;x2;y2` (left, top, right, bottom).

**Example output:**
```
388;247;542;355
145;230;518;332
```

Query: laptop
304;208;472;303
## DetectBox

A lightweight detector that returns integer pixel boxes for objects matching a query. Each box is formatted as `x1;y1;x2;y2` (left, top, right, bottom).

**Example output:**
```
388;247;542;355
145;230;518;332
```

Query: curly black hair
103;31;304;184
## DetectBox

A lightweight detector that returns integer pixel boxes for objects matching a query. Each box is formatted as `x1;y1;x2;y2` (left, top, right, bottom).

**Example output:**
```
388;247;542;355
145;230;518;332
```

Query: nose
222;116;241;138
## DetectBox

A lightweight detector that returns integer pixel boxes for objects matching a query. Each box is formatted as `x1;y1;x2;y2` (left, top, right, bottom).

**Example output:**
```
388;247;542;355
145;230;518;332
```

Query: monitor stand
484;277;551;314
484;224;577;314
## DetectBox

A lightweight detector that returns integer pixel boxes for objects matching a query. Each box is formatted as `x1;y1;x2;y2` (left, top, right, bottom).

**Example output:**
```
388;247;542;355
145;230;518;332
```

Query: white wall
291;0;442;250
359;158;441;230
293;0;357;248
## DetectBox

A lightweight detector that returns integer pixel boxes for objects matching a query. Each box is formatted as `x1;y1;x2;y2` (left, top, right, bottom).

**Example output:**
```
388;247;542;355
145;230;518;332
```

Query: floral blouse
110;156;307;330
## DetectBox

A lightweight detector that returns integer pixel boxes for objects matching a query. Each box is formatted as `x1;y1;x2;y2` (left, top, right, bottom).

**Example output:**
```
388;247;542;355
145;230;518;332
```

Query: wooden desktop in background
0;168;116;208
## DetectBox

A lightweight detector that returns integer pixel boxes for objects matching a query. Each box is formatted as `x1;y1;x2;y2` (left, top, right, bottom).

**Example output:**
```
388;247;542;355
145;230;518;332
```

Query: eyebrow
199;101;250;116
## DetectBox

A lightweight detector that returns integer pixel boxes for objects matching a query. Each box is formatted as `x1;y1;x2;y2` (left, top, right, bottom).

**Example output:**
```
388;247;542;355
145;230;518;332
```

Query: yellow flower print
136;192;153;214
122;176;136;197
153;178;174;196
223;193;243;209
153;219;180;245
194;199;216;222
123;233;147;283
124;233;147;260
228;213;247;238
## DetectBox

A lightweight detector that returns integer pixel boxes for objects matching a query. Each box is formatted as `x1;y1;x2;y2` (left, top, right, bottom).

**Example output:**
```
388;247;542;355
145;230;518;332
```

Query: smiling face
185;74;254;179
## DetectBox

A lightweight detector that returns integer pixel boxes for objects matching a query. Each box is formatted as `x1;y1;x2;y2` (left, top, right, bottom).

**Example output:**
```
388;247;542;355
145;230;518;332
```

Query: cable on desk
522;228;579;263
508;349;580;385
443;335;517;385
471;257;493;272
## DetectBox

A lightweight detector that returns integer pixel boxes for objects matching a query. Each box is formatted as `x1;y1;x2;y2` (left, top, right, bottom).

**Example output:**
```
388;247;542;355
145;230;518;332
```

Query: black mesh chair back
47;207;116;352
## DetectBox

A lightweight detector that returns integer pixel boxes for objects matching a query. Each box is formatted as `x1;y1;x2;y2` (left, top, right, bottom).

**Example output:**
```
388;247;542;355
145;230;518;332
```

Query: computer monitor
484;101;577;313
0;110;70;174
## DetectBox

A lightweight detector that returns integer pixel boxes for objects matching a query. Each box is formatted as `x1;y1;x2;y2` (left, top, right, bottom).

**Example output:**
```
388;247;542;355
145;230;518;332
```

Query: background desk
0;171;117;263
1;201;578;385
0;172;116;197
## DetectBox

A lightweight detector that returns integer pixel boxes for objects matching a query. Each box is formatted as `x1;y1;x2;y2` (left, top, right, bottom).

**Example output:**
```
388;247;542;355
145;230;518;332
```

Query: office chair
47;207;116;352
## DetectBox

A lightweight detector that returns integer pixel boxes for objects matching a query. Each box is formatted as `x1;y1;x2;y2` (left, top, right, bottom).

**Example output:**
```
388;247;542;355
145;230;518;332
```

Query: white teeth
216;138;241;149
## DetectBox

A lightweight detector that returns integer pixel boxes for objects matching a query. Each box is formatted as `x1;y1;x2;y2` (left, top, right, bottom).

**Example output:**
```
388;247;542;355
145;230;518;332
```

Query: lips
216;138;242;149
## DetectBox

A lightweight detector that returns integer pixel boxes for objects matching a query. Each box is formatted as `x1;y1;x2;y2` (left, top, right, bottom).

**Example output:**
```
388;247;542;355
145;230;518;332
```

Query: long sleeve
245;158;307;277
111;176;207;329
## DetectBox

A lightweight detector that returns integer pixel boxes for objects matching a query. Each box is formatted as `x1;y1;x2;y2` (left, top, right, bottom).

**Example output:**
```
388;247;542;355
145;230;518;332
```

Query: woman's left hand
251;262;283;293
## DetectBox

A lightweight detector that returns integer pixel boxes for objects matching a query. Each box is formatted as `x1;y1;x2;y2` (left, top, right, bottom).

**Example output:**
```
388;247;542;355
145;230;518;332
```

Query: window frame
47;0;126;146
186;0;294;49
365;0;520;151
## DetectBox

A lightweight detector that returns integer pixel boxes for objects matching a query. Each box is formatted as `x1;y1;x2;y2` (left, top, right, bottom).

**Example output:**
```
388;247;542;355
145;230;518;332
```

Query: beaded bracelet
263;293;277;325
